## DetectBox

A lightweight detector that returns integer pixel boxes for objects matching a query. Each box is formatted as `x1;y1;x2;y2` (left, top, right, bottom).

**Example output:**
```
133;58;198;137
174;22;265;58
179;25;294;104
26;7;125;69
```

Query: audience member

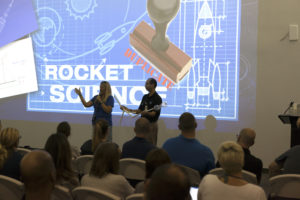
0;127;23;180
145;164;190;200
44;133;79;191
57;121;80;159
198;141;266;200
80;119;109;155
21;150;56;200
135;148;171;193
121;118;156;160
81;142;134;199
216;128;263;183
0;120;2;132
269;145;300;177
162;112;215;177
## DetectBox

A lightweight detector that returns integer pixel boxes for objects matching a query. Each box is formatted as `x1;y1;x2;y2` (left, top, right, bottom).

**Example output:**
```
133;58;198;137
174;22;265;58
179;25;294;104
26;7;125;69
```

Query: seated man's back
121;117;156;160
163;134;214;177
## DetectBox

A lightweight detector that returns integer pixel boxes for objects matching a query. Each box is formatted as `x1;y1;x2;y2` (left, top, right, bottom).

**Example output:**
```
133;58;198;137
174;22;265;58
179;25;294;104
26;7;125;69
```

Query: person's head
237;128;256;148
0;127;20;151
145;78;157;92
178;112;197;134
134;117;151;138
44;133;73;181
92;119;109;152
145;148;171;179
218;141;244;175
21;150;56;193
57;121;71;138
99;81;112;101
90;142;120;178
145;164;190;200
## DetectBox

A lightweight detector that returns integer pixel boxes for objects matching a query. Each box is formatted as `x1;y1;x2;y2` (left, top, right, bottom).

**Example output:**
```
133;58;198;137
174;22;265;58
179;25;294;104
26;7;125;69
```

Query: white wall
254;0;300;166
2;0;300;167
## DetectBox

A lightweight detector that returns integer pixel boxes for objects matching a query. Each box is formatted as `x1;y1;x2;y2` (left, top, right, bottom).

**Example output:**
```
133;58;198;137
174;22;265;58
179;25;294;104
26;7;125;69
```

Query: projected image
28;0;240;120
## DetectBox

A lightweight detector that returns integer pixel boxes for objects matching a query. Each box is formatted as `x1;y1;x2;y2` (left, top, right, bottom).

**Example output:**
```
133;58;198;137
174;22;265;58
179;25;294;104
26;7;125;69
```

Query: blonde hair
0;128;19;169
100;81;112;102
218;141;244;175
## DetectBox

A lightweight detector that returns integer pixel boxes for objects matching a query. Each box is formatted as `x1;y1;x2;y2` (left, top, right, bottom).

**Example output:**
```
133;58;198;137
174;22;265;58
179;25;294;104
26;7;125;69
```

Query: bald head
21;151;56;190
134;117;151;136
237;128;256;148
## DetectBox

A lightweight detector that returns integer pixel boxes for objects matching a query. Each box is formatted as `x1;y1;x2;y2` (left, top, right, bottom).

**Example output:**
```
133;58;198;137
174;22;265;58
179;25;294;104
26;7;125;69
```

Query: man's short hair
178;112;197;131
135;117;151;135
238;128;255;147
145;164;190;200
21;150;56;191
148;78;157;88
218;141;244;175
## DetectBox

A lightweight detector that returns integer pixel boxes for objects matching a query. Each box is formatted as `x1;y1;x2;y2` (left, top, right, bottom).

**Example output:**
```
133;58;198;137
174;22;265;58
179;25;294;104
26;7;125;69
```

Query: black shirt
216;148;263;183
121;137;156;160
138;91;162;123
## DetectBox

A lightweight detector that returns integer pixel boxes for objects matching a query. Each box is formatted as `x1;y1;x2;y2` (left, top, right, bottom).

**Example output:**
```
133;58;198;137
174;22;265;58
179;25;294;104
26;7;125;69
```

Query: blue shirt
90;95;114;126
162;134;215;177
121;137;156;160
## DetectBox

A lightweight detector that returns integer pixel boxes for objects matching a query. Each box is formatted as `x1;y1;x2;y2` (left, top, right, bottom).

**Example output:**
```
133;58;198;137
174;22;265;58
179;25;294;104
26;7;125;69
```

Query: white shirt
198;174;266;200
81;173;134;199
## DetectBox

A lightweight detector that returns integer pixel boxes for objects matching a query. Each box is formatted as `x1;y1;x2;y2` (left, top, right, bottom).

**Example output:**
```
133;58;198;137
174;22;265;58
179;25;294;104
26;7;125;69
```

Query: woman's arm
74;88;93;107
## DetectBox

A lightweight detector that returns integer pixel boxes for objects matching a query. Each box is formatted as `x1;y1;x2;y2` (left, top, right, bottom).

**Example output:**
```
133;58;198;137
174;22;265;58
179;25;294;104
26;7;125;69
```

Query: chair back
72;186;121;200
75;155;93;175
16;147;31;156
269;174;300;199
0;175;24;200
51;185;72;200
119;158;145;180
178;165;201;186
209;168;257;184
125;193;144;200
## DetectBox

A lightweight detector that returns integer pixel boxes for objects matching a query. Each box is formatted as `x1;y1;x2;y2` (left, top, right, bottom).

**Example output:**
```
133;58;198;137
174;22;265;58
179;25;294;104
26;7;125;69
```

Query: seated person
135;148;171;193
57;121;80;159
44;133;79;191
0;127;23;180
145;164;190;200
81;119;109;155
269;145;300;177
162;112;215;177
216;128;263;183
198;141;266;200
121;118;156;160
21;150;56;200
81;142;134;199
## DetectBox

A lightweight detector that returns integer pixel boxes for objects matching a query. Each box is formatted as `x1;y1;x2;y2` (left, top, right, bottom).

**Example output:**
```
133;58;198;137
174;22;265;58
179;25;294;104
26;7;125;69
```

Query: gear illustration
65;0;97;20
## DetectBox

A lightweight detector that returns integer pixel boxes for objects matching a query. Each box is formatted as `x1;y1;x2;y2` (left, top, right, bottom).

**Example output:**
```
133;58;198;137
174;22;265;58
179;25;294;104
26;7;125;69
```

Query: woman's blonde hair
0;128;20;169
217;141;244;175
100;81;112;102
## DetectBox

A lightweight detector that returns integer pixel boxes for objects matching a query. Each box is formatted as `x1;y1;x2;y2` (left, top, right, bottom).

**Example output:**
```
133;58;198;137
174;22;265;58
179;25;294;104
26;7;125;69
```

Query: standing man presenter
121;78;162;145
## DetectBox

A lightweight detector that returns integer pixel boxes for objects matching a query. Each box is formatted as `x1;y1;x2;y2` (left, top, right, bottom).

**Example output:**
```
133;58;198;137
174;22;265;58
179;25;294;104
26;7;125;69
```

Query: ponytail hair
92;119;109;153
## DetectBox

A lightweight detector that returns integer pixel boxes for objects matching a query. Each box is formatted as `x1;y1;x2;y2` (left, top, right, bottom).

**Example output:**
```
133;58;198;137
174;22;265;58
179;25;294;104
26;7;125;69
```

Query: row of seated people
0;112;300;198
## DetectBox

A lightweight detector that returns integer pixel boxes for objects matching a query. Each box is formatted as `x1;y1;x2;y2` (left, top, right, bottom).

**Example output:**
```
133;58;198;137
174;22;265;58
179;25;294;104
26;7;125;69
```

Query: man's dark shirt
121;137;156;160
216;147;263;183
138;91;162;123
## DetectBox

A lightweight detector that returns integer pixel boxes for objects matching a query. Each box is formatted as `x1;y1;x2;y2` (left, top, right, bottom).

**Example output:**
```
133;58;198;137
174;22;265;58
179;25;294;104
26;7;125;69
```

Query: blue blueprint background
28;0;240;120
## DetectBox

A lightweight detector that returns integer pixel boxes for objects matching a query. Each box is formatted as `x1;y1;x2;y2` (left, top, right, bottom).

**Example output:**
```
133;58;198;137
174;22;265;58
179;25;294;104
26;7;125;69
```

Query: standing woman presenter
75;81;114;142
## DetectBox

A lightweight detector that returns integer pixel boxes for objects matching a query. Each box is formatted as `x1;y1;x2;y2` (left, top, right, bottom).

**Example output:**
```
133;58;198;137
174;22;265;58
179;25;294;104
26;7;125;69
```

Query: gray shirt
81;173;134;199
275;145;300;174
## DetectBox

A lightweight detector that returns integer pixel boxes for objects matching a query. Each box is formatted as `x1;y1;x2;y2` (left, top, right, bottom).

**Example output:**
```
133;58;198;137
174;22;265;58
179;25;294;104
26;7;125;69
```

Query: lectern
278;114;300;147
